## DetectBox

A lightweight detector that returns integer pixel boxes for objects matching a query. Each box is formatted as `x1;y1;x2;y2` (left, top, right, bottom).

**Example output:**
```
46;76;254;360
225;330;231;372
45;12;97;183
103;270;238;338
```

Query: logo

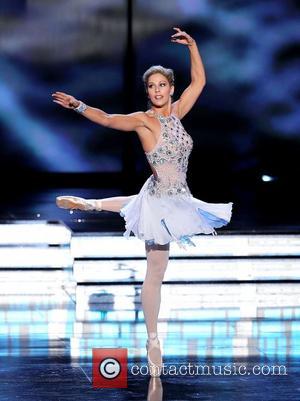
92;348;127;388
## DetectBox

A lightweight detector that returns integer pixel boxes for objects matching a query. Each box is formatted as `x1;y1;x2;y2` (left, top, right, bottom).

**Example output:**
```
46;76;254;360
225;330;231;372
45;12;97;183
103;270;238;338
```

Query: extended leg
99;195;136;212
56;194;136;213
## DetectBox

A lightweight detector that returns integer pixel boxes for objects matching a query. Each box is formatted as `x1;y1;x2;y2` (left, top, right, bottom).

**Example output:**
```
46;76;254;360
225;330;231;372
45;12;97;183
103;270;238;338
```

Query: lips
155;95;163;99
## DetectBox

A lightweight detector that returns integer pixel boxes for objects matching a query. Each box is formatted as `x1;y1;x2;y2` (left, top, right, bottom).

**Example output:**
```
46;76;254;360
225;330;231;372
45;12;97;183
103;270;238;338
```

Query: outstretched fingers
53;91;67;96
171;27;194;46
53;100;65;106
52;93;67;100
52;93;72;108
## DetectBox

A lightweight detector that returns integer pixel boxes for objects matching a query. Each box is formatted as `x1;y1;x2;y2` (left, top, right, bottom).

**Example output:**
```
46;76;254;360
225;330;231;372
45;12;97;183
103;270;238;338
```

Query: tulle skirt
120;176;233;248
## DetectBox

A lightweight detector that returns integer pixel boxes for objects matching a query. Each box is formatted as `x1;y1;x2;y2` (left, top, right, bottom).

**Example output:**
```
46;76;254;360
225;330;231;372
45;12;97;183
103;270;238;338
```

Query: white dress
120;113;233;248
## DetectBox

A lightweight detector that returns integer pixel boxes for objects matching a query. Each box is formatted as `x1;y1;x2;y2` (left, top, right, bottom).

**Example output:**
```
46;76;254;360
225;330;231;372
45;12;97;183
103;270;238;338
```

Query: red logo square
92;348;128;388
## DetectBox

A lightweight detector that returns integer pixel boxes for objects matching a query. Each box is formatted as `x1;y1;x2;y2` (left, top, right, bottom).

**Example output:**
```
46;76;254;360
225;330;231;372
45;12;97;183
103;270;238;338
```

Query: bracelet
74;101;87;113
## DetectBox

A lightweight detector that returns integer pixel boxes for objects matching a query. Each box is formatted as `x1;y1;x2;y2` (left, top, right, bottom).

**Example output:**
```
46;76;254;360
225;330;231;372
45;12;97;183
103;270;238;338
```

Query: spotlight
261;174;274;182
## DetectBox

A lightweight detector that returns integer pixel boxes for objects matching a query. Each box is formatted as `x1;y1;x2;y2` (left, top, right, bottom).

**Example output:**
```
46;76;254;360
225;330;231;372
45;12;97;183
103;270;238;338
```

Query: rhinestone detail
145;114;193;197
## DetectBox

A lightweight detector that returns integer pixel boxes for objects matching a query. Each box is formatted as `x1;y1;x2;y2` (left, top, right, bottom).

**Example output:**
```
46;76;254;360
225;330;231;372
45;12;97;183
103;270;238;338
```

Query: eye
160;83;166;87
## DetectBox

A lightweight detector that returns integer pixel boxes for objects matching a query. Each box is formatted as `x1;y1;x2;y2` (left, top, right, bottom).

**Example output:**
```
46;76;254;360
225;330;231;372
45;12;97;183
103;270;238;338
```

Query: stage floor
0;280;299;400
0;222;299;400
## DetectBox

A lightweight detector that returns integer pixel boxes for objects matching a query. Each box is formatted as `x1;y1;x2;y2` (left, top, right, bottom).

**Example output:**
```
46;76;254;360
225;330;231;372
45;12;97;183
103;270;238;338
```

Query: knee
145;261;168;283
144;247;170;283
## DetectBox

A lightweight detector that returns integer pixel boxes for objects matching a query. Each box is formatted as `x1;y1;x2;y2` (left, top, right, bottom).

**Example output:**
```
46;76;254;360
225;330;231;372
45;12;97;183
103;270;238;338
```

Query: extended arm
51;92;146;132
171;28;206;119
77;105;146;131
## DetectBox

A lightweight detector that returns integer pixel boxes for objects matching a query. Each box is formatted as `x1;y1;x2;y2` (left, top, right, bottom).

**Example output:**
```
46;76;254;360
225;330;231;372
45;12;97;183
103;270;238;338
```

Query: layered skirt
120;176;233;248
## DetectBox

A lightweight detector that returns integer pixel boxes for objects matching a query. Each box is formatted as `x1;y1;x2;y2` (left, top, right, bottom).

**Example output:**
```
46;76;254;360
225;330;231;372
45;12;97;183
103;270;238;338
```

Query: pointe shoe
56;196;101;211
146;336;163;377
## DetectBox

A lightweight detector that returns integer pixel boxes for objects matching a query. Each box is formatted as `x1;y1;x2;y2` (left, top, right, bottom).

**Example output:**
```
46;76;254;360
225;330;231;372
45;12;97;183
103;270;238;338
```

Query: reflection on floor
0;220;299;400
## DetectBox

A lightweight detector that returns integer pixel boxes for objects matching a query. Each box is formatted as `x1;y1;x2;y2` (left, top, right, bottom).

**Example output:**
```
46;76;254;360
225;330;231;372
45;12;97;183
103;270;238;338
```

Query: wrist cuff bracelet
74;101;87;113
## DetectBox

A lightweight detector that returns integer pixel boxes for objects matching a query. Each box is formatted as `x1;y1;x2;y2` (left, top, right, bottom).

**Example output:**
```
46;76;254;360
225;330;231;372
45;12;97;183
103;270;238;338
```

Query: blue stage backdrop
0;0;299;182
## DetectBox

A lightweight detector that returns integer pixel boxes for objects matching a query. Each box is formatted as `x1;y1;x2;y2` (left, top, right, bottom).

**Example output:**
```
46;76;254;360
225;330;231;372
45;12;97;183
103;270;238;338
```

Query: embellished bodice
145;113;193;197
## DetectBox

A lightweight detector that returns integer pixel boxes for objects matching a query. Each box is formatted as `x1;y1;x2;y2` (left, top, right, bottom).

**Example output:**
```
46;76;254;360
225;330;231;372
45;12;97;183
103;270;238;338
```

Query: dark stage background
0;0;299;228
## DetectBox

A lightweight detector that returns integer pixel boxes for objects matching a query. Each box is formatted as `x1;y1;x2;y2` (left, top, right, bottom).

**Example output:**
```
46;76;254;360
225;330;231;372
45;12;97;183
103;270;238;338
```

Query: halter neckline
150;110;174;120
153;113;174;122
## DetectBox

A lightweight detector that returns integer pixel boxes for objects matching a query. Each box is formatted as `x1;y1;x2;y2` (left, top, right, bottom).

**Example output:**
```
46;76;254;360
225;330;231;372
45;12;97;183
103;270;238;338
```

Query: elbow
200;80;206;90
199;78;206;92
199;75;206;87
102;113;113;127
192;75;206;88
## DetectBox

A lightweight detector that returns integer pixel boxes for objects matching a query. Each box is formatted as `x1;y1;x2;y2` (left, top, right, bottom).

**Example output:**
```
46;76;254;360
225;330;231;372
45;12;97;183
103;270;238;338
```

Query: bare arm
171;27;206;119
51;92;146;132
80;106;147;131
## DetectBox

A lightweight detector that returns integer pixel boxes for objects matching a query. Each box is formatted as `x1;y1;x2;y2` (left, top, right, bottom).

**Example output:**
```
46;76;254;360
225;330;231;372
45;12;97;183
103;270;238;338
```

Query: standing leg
141;242;170;374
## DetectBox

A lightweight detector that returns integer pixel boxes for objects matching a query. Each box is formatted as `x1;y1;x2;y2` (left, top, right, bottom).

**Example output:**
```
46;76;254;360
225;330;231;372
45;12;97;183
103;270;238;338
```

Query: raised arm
51;92;146;132
171;27;206;119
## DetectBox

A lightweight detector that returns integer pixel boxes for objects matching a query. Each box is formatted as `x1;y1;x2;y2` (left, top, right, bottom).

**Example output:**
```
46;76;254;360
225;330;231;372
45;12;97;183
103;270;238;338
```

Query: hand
171;27;195;46
51;91;80;109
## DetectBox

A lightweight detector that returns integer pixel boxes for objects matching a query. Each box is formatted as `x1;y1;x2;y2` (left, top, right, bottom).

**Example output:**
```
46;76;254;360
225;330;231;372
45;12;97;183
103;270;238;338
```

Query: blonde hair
142;65;175;91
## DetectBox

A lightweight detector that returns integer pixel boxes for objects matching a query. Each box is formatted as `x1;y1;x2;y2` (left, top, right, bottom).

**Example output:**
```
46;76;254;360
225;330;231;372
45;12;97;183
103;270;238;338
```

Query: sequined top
145;113;193;197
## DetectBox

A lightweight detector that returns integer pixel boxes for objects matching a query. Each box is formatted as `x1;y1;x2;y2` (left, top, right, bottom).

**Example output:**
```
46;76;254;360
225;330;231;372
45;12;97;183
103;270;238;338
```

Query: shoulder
127;110;146;121
137;110;161;128
129;111;153;126
140;110;157;121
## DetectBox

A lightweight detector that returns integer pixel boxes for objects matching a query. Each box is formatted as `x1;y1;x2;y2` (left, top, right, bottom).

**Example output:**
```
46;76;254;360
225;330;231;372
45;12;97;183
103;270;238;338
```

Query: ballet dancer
52;27;233;377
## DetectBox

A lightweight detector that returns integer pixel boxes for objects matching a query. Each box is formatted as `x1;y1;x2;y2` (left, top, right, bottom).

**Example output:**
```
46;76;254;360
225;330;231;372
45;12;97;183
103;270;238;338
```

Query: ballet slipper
56;196;102;211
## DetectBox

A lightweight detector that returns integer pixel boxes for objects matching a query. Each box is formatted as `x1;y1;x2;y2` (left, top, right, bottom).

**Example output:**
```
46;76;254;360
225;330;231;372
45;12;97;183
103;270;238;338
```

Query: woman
52;27;233;377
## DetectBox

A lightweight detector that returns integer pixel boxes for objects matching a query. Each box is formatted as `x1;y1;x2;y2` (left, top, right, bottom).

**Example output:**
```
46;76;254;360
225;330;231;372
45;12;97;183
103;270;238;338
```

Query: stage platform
0;218;299;400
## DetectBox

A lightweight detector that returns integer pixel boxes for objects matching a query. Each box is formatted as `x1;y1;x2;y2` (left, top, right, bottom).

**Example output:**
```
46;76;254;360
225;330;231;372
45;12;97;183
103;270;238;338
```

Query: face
146;73;174;108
